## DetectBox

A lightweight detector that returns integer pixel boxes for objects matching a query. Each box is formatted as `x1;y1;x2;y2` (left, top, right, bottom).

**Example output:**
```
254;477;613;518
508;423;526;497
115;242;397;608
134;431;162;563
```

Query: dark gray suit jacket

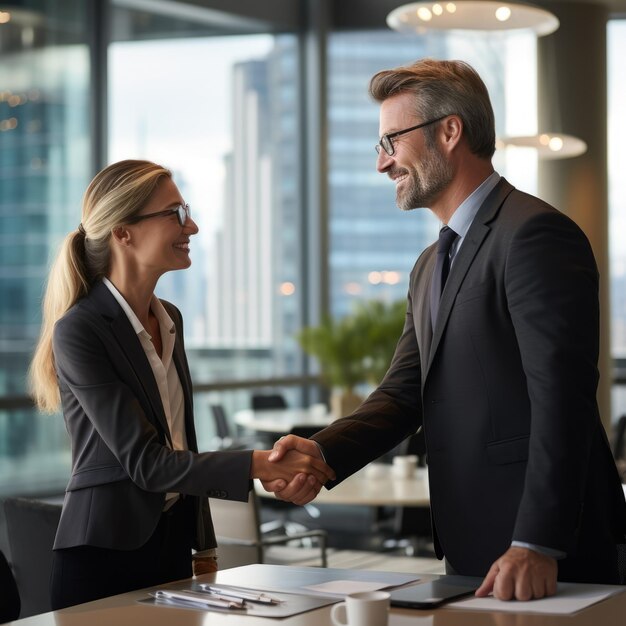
314;178;626;581
52;281;252;551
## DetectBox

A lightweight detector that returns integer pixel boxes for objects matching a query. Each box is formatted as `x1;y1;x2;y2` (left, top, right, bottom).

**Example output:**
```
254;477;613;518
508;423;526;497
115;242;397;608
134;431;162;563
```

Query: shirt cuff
193;548;217;558
511;541;566;559
312;440;328;463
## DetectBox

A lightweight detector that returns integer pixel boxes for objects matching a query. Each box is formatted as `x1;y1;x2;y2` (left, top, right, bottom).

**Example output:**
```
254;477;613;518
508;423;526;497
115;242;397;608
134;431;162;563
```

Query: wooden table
8;566;626;626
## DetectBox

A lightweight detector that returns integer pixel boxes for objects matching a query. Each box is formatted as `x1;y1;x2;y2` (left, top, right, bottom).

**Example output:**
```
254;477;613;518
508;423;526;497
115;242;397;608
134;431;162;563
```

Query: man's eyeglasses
127;203;191;227
375;114;451;156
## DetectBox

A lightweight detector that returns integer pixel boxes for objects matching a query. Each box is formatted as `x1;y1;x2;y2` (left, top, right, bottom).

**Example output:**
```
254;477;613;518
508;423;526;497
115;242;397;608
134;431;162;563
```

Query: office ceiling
540;0;626;16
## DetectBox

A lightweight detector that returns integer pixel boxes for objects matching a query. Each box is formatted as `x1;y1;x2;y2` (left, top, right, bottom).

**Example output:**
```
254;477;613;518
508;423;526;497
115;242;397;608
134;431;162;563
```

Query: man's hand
475;547;557;601
250;436;335;494
260;435;336;505
263;472;323;505
267;434;324;464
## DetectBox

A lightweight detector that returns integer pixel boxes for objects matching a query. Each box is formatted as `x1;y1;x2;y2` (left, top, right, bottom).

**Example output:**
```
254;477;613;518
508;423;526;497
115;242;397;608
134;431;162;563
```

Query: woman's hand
250;444;335;486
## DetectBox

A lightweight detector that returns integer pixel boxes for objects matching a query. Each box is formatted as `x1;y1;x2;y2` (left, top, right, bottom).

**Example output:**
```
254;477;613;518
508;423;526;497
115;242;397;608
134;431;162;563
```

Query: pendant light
387;1;559;36
502;31;587;160
387;2;585;160
500;133;587;160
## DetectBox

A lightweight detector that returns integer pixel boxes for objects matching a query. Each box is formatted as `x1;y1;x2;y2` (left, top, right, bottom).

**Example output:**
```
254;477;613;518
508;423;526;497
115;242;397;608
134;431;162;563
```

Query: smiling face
376;92;453;212
123;177;199;277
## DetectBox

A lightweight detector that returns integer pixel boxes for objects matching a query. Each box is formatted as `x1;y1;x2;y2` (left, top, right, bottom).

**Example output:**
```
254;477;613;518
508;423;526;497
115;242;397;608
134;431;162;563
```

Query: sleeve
505;209;600;551
313;290;423;485
53;312;252;502
510;541;565;559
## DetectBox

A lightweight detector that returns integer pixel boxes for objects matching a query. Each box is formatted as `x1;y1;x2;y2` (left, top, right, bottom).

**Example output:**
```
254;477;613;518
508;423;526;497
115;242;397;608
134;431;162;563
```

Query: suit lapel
425;178;515;376
173;328;198;453
85;282;173;446
416;246;437;370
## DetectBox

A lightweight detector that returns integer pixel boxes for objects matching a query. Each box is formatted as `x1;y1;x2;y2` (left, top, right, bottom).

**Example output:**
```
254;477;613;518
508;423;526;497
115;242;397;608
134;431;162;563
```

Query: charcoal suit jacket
314;178;626;581
52;281;252;551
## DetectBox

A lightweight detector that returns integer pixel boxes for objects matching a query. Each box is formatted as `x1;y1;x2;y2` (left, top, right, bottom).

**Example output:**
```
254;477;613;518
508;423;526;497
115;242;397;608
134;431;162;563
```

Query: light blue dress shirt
446;170;500;266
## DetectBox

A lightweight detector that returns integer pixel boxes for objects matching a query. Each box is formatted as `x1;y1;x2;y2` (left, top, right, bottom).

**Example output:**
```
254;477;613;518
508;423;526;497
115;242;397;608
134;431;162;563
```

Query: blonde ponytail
29;159;171;413
29;230;90;412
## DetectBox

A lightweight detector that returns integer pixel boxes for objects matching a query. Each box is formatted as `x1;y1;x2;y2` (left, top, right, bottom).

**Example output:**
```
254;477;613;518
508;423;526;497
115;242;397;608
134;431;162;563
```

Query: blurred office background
0;0;624;499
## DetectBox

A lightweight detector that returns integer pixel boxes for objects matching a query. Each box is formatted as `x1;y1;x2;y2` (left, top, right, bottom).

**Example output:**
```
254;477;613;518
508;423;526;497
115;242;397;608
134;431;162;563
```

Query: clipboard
140;587;338;617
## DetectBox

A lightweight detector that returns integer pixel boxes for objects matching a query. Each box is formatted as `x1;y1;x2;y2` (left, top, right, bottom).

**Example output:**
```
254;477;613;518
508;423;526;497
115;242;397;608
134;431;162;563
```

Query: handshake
250;435;334;505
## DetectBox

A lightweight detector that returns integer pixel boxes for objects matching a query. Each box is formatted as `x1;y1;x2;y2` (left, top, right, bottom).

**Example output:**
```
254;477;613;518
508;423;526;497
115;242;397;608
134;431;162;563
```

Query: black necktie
430;226;458;327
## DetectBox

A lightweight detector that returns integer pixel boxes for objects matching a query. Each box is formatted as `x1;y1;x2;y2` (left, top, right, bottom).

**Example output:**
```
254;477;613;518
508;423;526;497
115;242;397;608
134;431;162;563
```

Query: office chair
379;504;433;557
209;491;327;569
0;548;20;622
210;404;262;450
612;415;626;457
379;431;433;556
612;415;626;482
289;425;323;439
3;497;62;618
251;393;287;411
211;403;231;440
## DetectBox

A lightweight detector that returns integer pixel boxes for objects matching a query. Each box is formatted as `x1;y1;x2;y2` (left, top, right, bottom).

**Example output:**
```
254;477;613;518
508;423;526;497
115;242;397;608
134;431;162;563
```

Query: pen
198;584;281;604
154;589;245;609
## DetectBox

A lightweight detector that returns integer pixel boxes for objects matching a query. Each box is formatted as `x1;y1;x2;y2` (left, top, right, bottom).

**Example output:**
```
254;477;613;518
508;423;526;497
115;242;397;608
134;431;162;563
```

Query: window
0;0;91;494
0;3;618;499
327;30;537;319
108;5;305;422
0;1;304;496
608;19;626;420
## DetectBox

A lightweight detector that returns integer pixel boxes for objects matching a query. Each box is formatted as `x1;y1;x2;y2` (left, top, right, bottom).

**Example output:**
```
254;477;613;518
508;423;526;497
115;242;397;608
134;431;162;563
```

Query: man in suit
266;59;626;600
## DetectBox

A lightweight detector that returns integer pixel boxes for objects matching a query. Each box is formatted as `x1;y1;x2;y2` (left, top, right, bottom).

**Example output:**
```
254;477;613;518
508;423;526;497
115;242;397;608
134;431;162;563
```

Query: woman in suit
29;160;333;609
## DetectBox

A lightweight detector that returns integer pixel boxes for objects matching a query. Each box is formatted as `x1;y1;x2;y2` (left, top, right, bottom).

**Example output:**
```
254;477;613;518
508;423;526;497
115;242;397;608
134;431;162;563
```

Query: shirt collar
448;171;501;238
102;277;175;338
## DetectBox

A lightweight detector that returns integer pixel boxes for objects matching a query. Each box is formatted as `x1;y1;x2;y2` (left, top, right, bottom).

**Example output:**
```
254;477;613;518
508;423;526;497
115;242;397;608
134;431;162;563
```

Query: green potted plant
353;299;406;386
296;299;406;417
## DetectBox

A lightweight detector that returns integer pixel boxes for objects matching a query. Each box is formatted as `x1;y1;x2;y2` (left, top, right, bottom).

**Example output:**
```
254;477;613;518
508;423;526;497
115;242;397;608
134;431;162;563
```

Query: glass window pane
108;6;304;420
0;407;70;495
0;0;91;495
327;30;536;320
608;20;626;356
608;19;626;420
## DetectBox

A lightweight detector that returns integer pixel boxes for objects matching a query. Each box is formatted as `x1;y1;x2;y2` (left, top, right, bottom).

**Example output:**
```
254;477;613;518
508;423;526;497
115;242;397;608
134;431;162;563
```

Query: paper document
447;582;625;615
216;563;419;596
304;580;396;596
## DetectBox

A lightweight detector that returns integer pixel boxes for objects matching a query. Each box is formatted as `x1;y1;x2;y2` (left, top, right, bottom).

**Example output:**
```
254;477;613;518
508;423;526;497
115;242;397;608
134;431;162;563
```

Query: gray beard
396;147;453;211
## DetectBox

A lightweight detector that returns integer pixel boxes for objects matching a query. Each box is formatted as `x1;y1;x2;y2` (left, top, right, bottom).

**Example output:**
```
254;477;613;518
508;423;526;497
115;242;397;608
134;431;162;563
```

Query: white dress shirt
103;277;187;507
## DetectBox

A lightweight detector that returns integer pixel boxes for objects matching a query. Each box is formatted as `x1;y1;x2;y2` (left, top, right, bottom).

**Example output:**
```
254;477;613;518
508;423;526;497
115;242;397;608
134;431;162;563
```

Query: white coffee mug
392;455;415;479
309;402;328;417
331;590;390;626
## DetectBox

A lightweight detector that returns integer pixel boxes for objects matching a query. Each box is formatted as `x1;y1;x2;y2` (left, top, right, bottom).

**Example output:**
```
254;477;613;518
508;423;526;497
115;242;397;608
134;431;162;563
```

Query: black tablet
389;575;482;609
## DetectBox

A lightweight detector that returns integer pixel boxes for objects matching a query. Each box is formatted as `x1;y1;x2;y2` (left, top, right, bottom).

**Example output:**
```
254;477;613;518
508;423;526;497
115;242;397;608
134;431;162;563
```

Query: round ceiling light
387;2;559;36
501;133;587;160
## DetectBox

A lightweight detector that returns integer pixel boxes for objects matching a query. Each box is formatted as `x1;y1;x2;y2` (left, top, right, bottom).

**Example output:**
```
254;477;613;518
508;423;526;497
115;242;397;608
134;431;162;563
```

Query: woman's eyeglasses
127;203;191;227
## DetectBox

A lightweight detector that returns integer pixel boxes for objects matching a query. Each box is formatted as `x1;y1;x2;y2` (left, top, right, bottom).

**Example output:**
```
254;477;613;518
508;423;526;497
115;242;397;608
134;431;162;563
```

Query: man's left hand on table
475;546;558;601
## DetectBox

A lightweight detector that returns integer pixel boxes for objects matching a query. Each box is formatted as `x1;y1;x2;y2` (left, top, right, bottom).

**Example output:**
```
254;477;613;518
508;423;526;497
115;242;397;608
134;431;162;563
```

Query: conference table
234;407;335;436
9;565;626;626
